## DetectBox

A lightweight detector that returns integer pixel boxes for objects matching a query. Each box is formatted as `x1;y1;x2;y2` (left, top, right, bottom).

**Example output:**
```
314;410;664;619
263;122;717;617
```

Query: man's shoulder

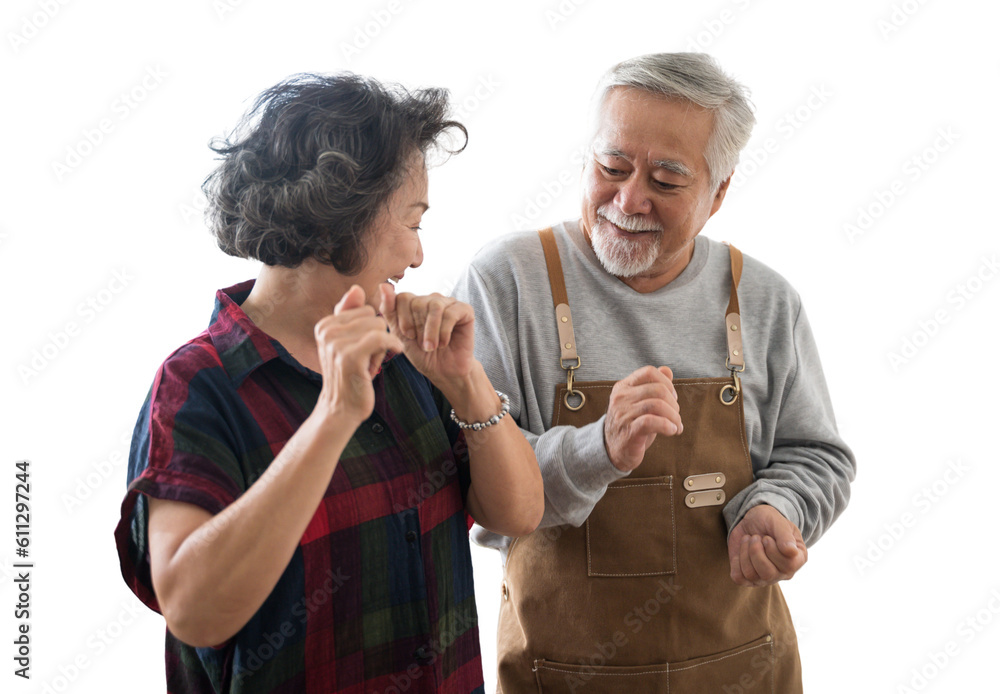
469;228;547;271
720;241;803;313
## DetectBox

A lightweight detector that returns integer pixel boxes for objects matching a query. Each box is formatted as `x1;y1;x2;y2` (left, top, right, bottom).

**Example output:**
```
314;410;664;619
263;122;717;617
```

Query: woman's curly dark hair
202;73;467;273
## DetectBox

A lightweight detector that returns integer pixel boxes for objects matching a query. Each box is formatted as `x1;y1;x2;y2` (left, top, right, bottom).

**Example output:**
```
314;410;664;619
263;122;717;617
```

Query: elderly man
453;53;855;692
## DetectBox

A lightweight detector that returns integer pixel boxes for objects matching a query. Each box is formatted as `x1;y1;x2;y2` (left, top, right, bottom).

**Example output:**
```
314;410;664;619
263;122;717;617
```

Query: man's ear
709;174;733;217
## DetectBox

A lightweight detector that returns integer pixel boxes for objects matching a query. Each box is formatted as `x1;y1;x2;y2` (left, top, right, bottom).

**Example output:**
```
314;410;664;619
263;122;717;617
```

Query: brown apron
495;229;802;693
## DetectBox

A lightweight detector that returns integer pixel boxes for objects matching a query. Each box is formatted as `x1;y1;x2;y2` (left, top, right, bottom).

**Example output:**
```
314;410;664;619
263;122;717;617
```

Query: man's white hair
593;53;756;189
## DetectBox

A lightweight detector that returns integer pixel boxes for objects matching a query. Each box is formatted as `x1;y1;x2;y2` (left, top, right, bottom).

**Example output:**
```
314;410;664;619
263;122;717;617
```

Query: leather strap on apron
495;229;802;693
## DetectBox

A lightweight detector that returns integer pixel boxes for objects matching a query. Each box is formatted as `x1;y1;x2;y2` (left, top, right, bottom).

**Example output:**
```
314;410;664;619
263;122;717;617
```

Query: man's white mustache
597;207;663;233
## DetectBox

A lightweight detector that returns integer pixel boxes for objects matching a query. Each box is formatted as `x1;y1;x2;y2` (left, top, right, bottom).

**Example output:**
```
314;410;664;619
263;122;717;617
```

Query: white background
2;0;998;692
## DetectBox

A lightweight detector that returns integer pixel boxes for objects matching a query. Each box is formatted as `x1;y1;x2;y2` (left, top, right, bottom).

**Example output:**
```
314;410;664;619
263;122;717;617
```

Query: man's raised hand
604;365;683;473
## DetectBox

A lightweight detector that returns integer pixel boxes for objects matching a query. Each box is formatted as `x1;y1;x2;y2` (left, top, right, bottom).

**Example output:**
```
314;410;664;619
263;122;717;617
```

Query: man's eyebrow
599;147;629;159
651;159;693;178
598;147;693;178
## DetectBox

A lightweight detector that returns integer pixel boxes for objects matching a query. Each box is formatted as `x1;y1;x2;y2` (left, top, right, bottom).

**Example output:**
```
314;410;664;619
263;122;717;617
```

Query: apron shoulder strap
539;229;747;372
538;228;580;369
724;243;745;370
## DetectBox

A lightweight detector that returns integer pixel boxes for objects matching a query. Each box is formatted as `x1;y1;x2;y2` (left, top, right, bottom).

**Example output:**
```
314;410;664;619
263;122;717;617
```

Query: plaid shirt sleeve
115;339;246;613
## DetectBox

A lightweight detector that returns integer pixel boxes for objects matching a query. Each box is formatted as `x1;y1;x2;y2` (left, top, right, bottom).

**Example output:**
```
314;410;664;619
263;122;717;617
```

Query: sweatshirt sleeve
722;302;856;546
452;261;628;543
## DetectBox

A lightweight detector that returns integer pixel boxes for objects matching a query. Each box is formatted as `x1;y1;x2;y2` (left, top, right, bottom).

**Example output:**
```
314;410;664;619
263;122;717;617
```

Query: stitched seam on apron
535;665;669;676
667;640;772;673
604;482;670;489
769;641;775;694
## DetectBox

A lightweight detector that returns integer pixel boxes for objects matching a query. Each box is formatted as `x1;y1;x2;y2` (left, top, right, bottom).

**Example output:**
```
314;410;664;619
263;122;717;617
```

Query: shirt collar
207;279;288;386
206;279;398;387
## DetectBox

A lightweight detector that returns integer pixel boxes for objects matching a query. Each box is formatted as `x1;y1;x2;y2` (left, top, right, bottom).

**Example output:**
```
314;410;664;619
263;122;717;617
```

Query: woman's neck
240;260;352;346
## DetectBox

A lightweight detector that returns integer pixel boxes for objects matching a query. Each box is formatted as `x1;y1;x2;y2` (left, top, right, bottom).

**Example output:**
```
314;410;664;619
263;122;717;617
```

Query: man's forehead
592;90;712;175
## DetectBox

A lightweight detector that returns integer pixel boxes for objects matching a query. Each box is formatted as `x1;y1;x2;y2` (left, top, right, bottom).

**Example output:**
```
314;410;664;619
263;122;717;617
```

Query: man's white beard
590;207;663;278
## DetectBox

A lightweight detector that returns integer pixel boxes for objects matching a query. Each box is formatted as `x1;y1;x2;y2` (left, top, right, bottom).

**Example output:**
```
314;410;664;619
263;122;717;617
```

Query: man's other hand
728;505;808;587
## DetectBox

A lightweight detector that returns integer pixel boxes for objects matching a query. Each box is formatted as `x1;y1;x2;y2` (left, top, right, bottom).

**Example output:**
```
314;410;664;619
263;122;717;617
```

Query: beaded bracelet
449;390;511;431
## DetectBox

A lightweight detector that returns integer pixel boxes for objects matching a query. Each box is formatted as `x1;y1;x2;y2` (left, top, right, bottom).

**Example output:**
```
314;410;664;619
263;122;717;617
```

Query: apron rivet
686;479;694;488
732;349;740;356
565;343;572;349
689;495;696;504
730;324;738;331
765;635;772;642
715;476;722;484
561;316;568;323
716;493;722;500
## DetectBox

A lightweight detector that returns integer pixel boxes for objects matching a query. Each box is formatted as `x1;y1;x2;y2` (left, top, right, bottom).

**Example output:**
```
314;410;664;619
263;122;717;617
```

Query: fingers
377;283;397;326
335;284;367;314
732;533;806;587
391;293;472;351
729;507;809;587
604;365;684;471
739;535;762;584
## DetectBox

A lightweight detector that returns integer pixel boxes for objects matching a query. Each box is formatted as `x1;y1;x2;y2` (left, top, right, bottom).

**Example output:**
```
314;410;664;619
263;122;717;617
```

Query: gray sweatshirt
452;219;855;559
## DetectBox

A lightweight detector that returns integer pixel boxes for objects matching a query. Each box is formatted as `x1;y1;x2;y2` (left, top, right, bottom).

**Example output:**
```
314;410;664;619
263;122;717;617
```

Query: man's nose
614;176;653;216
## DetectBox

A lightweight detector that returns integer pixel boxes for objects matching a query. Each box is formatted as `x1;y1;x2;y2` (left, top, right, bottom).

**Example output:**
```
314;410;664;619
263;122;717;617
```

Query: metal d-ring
563;364;586;411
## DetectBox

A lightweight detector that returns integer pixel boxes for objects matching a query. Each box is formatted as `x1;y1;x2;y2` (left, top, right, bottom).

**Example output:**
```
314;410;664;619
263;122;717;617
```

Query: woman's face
357;156;429;306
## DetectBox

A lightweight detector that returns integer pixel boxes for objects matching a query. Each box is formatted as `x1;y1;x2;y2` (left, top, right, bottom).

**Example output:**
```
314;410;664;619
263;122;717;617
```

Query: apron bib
495;229;802;693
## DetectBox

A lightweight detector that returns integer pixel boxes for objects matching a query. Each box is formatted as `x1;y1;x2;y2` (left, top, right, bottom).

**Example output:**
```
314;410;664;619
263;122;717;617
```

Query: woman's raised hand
378;283;477;390
314;285;404;423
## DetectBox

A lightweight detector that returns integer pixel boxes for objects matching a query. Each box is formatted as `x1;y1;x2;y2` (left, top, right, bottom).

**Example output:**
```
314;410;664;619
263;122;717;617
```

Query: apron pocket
533;659;669;693
668;633;775;692
585;476;675;577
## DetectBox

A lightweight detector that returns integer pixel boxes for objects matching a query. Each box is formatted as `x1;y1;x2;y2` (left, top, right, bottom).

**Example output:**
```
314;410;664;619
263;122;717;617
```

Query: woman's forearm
148;407;355;647
441;365;544;537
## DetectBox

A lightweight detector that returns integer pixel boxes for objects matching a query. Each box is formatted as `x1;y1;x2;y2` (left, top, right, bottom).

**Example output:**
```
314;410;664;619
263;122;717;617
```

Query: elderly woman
114;73;543;693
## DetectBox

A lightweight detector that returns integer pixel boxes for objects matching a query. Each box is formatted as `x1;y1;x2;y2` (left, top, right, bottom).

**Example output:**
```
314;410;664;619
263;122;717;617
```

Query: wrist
311;397;367;432
440;364;501;422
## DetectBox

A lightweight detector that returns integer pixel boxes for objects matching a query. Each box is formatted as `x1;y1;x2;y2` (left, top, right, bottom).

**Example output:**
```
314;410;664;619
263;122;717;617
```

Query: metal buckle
719;370;741;406
563;361;586;411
